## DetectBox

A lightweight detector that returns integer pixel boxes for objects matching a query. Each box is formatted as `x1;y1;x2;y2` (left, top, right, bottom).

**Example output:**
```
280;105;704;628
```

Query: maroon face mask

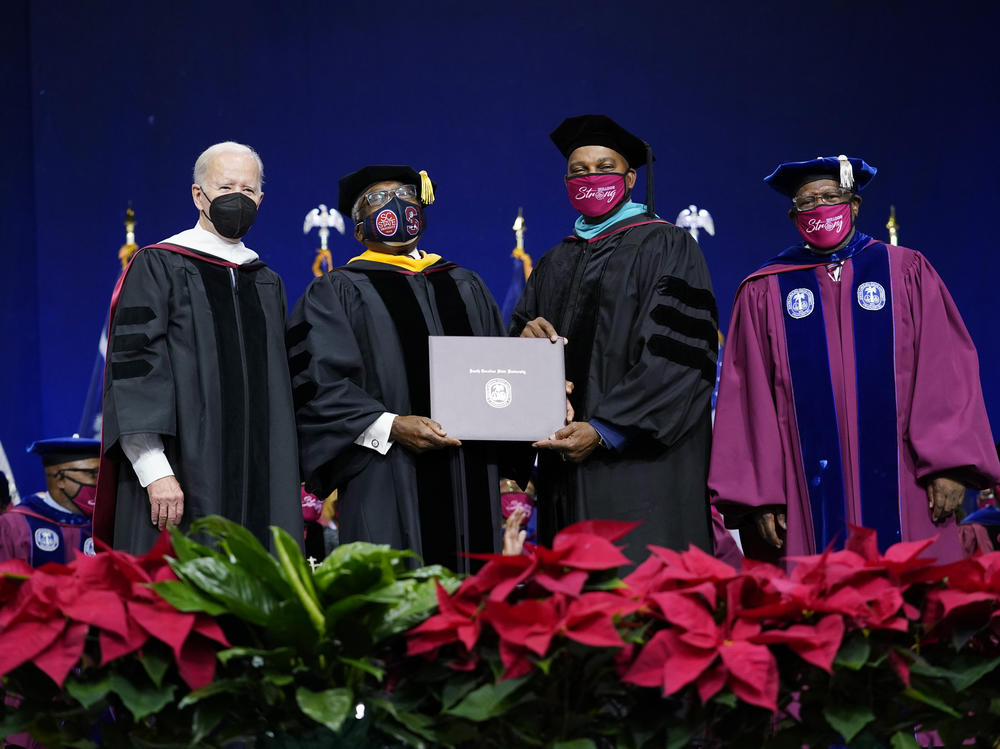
565;173;627;217
68;483;97;516
796;202;853;249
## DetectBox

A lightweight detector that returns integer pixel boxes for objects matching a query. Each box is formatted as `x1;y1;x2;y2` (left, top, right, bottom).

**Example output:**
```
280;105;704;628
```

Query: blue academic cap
764;155;877;197
27;437;101;466
962;505;1000;527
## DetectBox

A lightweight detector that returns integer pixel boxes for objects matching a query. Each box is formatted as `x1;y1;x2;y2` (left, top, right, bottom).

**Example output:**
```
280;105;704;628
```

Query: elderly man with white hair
95;141;301;554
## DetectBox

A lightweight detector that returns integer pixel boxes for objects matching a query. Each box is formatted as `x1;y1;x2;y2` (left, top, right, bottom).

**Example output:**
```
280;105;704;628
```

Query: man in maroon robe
0;437;97;566
709;155;1000;563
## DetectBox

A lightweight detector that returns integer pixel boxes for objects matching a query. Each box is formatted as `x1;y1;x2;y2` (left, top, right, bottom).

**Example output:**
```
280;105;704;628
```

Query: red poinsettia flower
923;552;1000;633
466;520;636;603
0;532;227;689
622;609;779;711
406;579;483;657
753;614;845;672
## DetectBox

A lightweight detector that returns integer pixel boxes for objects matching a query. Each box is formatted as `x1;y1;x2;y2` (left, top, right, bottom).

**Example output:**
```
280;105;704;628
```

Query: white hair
192;142;264;188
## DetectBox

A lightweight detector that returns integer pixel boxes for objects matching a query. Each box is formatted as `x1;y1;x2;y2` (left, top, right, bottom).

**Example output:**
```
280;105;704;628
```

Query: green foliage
3;516;1000;747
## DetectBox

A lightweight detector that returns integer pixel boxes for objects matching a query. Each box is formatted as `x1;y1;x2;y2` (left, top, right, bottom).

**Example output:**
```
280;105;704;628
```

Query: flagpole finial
675;205;715;243
304;204;346;277
118;203;139;269
886;205;899;246
512;207;525;251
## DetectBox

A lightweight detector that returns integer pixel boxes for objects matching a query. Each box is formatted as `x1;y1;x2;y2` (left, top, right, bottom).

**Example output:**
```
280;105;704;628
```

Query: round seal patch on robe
786;288;815;319
34;527;60;552
857;281;886;311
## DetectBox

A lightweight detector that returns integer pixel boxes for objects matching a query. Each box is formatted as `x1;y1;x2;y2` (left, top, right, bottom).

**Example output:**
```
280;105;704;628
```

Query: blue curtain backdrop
3;0;997;493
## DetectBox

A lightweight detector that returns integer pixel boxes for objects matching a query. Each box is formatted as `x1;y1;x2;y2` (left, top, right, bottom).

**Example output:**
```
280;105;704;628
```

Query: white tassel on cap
837;154;854;190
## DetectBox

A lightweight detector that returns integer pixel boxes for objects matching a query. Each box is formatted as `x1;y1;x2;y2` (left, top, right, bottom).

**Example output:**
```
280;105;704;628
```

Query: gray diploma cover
429;336;566;441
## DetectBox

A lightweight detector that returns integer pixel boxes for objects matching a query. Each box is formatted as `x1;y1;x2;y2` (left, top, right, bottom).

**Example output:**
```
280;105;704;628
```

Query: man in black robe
96;141;301;554
510;115;718;560
288;165;507;571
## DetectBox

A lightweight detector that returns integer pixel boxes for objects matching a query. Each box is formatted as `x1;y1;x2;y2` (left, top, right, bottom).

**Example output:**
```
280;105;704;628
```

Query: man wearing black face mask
288;165;512;571
0;438;98;565
94;142;301;554
510;115;718;562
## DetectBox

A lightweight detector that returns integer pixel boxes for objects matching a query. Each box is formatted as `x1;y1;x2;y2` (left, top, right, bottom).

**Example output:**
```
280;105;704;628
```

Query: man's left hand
927;476;966;522
534;421;602;463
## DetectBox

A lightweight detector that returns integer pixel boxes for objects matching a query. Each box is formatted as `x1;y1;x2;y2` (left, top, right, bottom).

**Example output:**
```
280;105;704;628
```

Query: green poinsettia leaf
944;653;1000;691
191;701;225;746
907;652;947;680
216;645;296;665
711;691;738;708
890;731;921;749
314;543;410;598
949;622;982;651
834;633;870;671
265;598;321;646
178;678;248;709
171;556;282;625
109;672;176;721
138;649;171;688
444;676;527;721
65;739;99;749
149;579;230;615
665;724;699;749
337;655;384;681
323;594;372;624
371;697;437;743
823;703;874;742
901;687;962;718
64;673;112;709
0;713;37;739
273;526;326;635
167;525;221;564
296;686;353;733
367;579;445;642
190;516;294;597
400;563;456;580
440;673;481;711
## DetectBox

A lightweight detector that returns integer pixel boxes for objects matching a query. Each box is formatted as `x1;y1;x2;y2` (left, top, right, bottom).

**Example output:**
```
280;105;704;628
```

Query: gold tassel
118;242;138;269
312;248;334;277
512;247;533;280
419;170;435;205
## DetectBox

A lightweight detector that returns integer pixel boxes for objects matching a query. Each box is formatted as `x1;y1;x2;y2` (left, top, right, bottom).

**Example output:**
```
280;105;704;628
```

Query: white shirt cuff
119;433;175;488
354;412;396;455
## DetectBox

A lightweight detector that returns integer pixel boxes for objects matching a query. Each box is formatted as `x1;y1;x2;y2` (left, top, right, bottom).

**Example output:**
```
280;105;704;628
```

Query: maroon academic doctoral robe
0;494;92;566
709;238;1000;563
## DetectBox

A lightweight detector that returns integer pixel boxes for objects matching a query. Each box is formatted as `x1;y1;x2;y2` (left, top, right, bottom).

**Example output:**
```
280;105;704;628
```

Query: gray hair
192;142;264;188
351;194;368;224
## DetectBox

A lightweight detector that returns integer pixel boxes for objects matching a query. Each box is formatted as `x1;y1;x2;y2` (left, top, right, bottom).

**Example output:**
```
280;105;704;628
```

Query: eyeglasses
792;188;852;211
50;467;99;481
363;184;418;209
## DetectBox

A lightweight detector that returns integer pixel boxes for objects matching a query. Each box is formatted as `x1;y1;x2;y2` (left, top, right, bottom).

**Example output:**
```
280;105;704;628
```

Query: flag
77;323;107;439
501;247;532;325
79;206;136;439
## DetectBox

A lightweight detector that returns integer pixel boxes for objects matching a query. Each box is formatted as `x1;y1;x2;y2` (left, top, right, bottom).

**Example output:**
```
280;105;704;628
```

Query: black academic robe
287;254;506;572
510;217;717;561
99;244;302;554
